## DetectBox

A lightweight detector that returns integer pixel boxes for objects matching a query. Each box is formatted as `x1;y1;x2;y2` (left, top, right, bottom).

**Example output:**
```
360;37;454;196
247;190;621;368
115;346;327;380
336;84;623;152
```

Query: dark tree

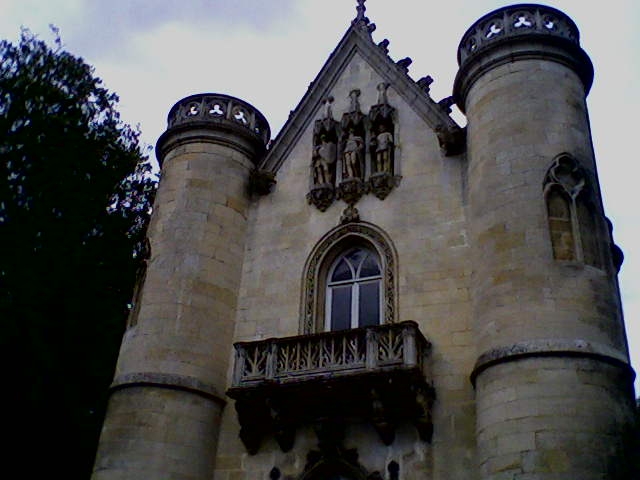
0;28;157;477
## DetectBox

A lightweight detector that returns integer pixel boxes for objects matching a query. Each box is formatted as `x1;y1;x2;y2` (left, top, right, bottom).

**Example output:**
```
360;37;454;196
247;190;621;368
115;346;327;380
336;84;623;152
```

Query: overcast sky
1;0;638;390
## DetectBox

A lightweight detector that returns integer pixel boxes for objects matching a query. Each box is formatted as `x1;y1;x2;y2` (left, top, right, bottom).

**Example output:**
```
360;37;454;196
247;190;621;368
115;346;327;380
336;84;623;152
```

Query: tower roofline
453;3;593;112
156;93;270;166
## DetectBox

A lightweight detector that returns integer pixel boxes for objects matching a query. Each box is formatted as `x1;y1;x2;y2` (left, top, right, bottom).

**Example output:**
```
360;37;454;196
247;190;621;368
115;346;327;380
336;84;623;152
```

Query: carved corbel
307;185;336;212
435;123;466;156
413;386;435;443
235;398;269;454
371;388;395;445
250;169;276;195
268;397;295;452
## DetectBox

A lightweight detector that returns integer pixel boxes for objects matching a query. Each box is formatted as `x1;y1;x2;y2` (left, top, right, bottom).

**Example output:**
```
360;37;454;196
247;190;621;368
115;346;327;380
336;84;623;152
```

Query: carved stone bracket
369;172;401;200
337;178;366;205
307;185;335;212
249;169;276;195
435;123;466;156
340;205;360;224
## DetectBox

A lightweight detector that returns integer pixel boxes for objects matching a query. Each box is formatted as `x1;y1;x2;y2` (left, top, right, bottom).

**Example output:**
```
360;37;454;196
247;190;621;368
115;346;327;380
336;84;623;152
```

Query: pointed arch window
301;223;397;335
543;153;602;268
325;247;382;331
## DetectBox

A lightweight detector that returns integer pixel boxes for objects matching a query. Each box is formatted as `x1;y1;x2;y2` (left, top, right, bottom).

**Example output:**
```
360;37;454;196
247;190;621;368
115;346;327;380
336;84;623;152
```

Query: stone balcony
227;321;434;454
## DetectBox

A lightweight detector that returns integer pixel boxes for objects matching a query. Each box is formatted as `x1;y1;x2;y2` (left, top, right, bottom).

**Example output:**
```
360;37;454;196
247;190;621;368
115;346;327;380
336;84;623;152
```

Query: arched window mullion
326;247;382;331
302;223;397;334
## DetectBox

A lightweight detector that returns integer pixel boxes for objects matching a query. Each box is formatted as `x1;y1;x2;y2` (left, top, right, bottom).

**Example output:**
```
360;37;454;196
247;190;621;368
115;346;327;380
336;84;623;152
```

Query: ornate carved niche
308;97;339;212
368;83;400;200
338;90;367;205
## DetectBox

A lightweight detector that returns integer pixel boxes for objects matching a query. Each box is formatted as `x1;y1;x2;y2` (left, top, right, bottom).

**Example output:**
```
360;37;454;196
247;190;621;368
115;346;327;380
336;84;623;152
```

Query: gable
260;19;464;176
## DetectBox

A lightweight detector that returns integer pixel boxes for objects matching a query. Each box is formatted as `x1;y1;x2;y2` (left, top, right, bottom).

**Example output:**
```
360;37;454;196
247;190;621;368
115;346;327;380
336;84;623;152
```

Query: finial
355;0;367;22
352;0;371;29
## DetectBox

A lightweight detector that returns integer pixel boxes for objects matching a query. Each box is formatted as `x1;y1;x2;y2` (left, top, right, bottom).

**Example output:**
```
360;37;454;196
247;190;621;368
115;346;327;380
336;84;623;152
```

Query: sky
0;0;638;389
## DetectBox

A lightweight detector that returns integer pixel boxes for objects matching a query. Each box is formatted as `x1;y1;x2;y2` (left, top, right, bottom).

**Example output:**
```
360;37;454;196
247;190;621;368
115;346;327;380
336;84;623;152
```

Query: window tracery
301;223;397;334
543;153;602;268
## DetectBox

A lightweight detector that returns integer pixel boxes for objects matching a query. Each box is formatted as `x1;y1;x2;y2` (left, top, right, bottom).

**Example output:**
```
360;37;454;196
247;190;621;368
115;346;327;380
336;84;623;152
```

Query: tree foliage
0;28;157;477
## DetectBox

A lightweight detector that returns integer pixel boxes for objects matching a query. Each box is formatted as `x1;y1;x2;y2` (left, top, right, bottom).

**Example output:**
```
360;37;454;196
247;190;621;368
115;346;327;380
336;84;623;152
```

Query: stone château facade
92;3;637;479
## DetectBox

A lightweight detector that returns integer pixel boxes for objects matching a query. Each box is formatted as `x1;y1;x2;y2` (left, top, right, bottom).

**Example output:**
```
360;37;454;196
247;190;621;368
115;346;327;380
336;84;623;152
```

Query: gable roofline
259;21;465;174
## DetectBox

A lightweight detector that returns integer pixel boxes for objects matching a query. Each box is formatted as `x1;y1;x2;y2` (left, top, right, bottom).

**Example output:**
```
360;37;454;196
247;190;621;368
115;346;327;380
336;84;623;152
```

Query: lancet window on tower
543;153;601;268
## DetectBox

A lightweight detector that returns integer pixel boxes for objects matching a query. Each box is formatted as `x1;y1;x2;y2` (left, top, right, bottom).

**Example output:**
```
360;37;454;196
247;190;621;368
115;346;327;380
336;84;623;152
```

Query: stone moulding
470;339;635;386
110;372;226;404
226;321;434;454
301;222;398;335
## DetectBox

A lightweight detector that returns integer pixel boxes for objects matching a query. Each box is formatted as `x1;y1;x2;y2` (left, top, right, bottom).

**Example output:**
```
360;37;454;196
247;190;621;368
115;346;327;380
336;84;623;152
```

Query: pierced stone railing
231;320;430;387
228;321;433;453
458;4;580;65
166;93;270;146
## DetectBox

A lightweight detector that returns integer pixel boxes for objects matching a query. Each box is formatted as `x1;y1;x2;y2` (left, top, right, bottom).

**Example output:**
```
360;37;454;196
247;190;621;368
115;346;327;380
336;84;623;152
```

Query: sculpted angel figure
343;129;364;179
312;134;337;185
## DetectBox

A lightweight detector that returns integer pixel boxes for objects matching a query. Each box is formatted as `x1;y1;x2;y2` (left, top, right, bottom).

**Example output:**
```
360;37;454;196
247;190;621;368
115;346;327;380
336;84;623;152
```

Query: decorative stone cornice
110;372;226;404
454;4;593;112
470;339;635;386
156;93;270;166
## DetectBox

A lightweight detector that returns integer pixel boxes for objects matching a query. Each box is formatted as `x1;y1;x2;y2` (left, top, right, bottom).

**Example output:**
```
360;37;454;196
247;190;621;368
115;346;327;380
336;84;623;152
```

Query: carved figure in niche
313;134;337;185
343;129;364;179
372;124;394;174
376;82;390;105
322;96;335;120
348;89;361;113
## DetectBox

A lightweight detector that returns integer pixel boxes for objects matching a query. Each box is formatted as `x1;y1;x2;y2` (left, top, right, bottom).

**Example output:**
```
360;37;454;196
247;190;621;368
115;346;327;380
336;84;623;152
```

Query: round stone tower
92;94;270;480
454;5;636;479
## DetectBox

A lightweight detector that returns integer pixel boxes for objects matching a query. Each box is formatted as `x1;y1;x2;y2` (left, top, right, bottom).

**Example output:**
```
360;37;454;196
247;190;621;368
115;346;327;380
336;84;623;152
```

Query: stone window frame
325;246;383;331
300;222;398;335
543;153;602;268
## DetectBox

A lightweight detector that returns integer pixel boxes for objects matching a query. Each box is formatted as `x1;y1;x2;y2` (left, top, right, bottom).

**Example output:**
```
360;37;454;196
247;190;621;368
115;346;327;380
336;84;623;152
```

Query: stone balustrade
457;4;580;66
165;93;270;146
231;320;431;387
227;321;434;453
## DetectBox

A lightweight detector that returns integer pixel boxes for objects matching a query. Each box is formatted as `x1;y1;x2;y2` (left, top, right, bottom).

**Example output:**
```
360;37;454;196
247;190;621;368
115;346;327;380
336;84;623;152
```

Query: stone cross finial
356;0;367;22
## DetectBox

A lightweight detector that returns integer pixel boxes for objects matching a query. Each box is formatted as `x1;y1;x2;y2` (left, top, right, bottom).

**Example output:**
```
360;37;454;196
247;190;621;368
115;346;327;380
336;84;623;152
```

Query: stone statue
373;124;394;173
376;82;390;105
343;129;364;179
348;89;361;113
322;96;334;120
312;134;337;185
